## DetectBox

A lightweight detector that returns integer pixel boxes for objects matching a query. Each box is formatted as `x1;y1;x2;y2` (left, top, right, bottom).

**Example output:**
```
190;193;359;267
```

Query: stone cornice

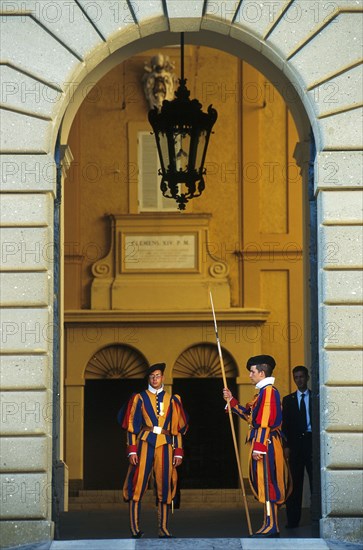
64;308;270;324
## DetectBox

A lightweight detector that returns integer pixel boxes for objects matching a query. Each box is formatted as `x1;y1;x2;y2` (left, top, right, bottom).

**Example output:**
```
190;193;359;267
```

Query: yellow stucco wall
63;46;305;483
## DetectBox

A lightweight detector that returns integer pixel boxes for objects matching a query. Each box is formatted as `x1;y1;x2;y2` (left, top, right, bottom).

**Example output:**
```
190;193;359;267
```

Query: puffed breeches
249;434;291;505
123;440;177;504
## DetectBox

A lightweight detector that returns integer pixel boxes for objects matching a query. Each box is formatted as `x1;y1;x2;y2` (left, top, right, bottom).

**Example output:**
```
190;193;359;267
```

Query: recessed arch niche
173;343;239;489
84;343;149;379
174;342;238;378
83;344;148;489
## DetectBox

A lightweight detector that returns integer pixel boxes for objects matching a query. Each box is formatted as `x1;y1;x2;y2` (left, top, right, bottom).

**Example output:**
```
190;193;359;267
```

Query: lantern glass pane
159;133;169;172
175;133;190;172
195;130;207;173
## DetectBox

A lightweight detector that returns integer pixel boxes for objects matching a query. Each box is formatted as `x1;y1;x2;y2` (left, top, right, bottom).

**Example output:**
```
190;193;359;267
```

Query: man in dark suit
282;366;313;528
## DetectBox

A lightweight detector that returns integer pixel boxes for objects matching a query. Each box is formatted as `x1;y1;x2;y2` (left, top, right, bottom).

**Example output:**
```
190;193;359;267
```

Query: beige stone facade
0;1;362;547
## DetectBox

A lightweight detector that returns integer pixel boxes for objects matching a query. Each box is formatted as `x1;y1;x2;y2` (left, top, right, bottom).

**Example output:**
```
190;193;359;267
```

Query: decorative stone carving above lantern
142;54;177;111
91;213;231;310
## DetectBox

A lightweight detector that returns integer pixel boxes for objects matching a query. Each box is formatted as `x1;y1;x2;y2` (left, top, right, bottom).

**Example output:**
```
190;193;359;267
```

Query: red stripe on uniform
122;395;136;429
255;391;266;424
270;389;277;425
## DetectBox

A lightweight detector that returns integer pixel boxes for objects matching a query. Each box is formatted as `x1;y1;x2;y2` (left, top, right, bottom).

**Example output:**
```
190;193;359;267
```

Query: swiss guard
223;354;292;537
120;362;188;538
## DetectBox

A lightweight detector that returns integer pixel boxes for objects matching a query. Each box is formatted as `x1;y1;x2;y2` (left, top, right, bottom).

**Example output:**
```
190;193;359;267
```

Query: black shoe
131;531;144;539
159;533;174;538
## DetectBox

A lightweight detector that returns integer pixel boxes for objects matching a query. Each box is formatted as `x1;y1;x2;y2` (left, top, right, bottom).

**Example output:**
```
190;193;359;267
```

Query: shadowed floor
56;505;318;540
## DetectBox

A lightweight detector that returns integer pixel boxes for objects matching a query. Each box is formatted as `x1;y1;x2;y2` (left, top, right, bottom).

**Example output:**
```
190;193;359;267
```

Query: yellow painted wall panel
260;269;290;396
243;259;305;397
242;67;302;246
259;79;287;234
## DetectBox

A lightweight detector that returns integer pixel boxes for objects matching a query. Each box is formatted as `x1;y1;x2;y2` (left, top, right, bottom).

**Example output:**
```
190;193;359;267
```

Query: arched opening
58;31;317;538
83;345;148;489
173;344;239;489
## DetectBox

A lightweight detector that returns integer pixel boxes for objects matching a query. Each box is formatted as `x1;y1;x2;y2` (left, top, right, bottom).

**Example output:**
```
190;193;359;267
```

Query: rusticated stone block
321;386;363;431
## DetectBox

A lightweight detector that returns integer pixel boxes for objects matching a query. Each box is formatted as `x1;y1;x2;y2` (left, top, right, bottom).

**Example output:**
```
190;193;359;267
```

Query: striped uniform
121;389;188;537
229;383;291;535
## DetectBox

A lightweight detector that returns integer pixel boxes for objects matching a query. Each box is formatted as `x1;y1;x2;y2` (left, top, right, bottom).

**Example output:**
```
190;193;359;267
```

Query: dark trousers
285;432;313;527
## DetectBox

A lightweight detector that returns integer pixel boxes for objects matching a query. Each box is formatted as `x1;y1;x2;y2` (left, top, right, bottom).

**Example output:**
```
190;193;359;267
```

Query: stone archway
1;3;362;547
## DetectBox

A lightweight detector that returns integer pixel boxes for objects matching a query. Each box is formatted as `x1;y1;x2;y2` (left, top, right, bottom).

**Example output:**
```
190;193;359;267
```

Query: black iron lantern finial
148;33;218;211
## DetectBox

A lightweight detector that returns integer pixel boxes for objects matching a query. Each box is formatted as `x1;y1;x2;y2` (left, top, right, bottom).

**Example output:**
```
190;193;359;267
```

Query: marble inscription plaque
123;234;196;271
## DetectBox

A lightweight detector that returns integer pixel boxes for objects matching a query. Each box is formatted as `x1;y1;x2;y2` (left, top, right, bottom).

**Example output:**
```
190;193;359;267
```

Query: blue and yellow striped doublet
121;389;188;536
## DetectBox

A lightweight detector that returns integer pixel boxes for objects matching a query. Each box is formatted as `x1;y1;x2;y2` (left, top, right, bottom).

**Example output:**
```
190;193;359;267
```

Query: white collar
148;385;164;395
256;376;275;389
297;389;309;397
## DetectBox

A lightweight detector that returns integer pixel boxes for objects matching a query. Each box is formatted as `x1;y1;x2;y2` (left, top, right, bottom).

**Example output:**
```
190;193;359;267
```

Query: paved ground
49;539;362;550
6;537;363;550
4;506;362;550
56;505;318;540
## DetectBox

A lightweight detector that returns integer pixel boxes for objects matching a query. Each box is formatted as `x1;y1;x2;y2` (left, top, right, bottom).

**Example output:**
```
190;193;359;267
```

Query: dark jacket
282;389;312;448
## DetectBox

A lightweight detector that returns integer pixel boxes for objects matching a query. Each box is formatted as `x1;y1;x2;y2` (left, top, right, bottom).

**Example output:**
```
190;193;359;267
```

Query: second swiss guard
223;355;292;537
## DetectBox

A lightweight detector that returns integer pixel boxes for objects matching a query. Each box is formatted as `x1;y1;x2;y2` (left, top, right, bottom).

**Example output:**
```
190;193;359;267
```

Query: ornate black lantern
148;34;218;211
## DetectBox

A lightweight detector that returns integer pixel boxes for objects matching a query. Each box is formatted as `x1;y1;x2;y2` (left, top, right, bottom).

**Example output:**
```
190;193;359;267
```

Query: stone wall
0;1;362;546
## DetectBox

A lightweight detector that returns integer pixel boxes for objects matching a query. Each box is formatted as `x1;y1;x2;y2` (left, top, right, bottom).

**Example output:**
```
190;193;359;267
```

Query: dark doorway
173;378;239;488
84;379;145;489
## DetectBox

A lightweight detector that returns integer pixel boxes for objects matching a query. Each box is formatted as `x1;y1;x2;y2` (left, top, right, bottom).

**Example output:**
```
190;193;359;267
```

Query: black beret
146;362;166;377
246;355;276;371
